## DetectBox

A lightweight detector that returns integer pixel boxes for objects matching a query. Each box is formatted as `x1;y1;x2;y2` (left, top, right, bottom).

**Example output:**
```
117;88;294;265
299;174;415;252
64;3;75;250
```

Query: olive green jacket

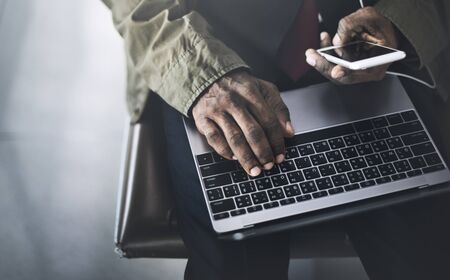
102;0;450;123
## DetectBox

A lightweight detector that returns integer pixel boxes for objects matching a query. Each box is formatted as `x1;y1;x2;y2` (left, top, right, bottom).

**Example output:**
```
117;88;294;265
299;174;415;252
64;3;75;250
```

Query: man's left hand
304;7;398;84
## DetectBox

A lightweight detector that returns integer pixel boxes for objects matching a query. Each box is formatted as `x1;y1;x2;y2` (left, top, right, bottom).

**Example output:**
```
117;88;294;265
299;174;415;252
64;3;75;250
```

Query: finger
213;112;262;177
196;117;234;160
227;103;275;170
320;32;332;48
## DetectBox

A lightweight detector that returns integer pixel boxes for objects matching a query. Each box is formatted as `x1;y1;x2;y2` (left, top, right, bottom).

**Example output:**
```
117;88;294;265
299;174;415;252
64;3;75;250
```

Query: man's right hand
192;71;295;177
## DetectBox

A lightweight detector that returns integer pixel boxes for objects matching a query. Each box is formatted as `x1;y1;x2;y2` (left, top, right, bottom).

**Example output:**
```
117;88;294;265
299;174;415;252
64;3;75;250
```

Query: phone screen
321;42;396;62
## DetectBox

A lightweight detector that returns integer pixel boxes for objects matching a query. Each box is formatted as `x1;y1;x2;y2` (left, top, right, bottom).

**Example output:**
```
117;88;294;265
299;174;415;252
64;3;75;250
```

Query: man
102;0;450;279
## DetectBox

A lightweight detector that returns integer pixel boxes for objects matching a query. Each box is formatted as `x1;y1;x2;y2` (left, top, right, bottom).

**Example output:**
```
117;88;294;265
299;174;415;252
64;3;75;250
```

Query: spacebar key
210;199;236;214
200;161;237;177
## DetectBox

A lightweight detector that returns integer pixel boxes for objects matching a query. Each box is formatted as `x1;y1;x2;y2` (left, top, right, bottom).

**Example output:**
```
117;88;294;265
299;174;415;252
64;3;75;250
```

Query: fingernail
332;70;345;79
305;49;315;56
320;32;327;41
306;57;316;67
232;155;237;160
275;154;285;164
263;162;274;170
286;121;295;135
250;167;261;177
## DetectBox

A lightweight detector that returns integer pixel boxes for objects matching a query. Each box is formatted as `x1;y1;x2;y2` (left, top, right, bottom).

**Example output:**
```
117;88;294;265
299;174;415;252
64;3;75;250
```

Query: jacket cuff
155;33;249;117
374;0;448;68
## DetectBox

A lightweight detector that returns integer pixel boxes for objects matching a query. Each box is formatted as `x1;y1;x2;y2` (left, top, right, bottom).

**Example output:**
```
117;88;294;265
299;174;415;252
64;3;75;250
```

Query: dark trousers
161;77;450;280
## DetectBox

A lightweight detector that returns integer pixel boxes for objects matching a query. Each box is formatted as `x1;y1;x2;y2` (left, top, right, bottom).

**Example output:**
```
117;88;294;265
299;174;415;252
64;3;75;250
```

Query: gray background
0;0;368;279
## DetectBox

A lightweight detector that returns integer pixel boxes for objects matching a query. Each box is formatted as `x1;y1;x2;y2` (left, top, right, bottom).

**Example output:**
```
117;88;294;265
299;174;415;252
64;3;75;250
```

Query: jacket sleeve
375;0;449;68
101;0;249;116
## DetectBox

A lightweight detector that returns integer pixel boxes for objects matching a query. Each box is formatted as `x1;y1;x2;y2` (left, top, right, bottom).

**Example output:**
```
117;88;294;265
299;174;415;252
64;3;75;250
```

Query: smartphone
317;41;406;70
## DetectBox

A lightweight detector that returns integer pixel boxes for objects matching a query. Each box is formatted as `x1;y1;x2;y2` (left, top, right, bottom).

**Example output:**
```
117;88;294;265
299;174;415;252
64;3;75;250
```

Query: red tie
277;0;320;81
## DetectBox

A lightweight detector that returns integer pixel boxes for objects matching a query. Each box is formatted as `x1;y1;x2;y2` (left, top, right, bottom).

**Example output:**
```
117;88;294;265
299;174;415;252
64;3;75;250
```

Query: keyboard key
264;165;280;176
207;188;224;201
325;150;343;162
223;184;240;197
372;116;389;128
401;110;418;122
407;169;423;177
316;177;333;190
344;134;361;146
247;205;263;213
344;184;360;191
284;184;301;197
263;201;280;209
395;147;413;159
239;181;256;194
197;153;213;165
319;164;336;176
287;171;304;183
212;152;227;162
203;173;232;189
295;157;312;169
350;157;368;169
303;167;320;180
424;153;442;166
280;198;296;206
347;170;365;183
235;195;252;208
402;131;429;145
271;174;289;187
298;144;315;156
314;141;331;152
329;137;345;149
356;144;374;156
341;147;358;159
359;131;376;143
267;188;285;201
386;113;403;125
231;170;248;183
380;151;398;163
378;163;396;176
409;156;427;169
354;120;374;131
389;121;423;136
279;160;296;172
286;124;355;146
371;140;389;152
393;160;412;172
360;180;376;188
296;194;312;202
255;178;273;190
311;153;327;165
251;191;269;204
391;173;407;181
213;212;230;220
210;199;236;214
373;128;390;139
363;167;381;180
230;209;247;216
329;187;344;195
411;142;435;156
334;160;352;173
312;191;328;198
331;174;349;186
300;181;317;193
376;176;392;184
365;154;383;166
387;137;404;149
285;147;300;159
422;164;445;174
200;161;236;177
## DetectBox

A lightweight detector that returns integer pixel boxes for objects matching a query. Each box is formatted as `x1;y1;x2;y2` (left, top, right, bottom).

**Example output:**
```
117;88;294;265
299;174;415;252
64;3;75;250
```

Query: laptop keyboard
196;110;446;221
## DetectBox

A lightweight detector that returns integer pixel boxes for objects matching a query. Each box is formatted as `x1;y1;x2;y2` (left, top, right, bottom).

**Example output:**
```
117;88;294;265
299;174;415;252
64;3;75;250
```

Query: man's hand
192;71;295;177
305;7;398;84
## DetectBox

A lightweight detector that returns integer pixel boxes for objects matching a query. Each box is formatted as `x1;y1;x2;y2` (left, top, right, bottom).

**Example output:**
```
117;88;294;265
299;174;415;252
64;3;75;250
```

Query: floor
0;0;368;279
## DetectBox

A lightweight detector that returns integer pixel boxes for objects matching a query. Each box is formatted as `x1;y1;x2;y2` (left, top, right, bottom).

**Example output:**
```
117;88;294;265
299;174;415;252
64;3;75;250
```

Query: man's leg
347;80;450;280
161;100;290;280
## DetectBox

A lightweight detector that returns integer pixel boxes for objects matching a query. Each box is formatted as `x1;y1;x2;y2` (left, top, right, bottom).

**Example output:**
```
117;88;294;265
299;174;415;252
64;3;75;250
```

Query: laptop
183;76;450;240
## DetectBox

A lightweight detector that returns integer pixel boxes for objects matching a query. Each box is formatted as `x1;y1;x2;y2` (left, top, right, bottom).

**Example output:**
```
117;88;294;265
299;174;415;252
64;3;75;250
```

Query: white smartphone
317;41;406;70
